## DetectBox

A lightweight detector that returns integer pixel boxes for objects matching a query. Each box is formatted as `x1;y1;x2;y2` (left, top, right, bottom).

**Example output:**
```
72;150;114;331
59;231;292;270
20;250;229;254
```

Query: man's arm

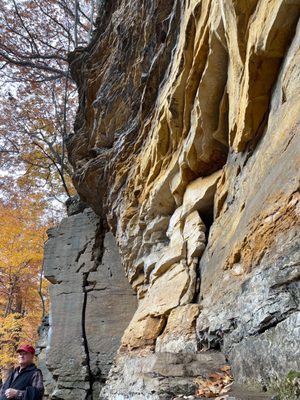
30;370;44;399
14;370;44;399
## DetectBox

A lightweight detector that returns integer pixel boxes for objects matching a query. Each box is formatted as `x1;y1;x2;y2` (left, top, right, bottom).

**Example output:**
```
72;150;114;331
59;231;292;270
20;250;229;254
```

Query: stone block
40;210;137;398
156;304;201;353
182;170;222;217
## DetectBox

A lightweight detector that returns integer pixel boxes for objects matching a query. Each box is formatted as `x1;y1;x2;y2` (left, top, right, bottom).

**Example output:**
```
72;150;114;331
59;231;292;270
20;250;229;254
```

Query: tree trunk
74;0;79;48
4;276;18;317
89;0;95;42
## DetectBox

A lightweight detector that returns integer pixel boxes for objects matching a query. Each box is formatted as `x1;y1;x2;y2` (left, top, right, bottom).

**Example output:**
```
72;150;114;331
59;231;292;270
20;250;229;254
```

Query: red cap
16;344;35;355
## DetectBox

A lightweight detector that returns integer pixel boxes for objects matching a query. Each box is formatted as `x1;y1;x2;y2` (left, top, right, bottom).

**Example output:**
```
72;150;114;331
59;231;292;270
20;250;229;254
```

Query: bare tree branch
0;51;70;79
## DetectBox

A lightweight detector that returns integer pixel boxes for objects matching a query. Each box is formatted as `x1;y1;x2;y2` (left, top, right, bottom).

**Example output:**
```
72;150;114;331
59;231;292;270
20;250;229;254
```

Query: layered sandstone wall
41;0;300;399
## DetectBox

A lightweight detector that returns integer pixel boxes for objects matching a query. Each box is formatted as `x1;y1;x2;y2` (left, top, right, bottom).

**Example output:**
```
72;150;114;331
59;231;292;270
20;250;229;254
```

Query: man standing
0;345;44;400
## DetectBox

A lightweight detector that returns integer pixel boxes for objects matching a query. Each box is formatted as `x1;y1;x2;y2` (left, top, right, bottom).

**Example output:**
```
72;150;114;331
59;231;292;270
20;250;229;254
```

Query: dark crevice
158;315;169;337
256;316;280;335
82;272;94;400
192;257;201;304
201;208;214;243
107;266;113;277
75;242;89;263
256;309;298;335
152;315;169;347
193;200;219;305
76;262;86;273
197;327;224;351
81;217;106;399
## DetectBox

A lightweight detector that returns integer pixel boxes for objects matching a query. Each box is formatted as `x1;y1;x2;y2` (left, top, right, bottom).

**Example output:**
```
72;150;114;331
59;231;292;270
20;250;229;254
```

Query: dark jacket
0;364;44;400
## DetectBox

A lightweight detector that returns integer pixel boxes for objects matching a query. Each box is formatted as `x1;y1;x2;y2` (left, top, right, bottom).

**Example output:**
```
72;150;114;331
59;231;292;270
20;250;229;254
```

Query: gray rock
40;209;137;399
230;312;300;386
100;351;226;399
65;194;88;216
197;228;300;389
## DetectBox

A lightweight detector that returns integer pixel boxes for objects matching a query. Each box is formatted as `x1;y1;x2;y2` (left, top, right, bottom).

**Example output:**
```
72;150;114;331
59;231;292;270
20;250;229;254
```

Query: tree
0;189;49;370
0;0;100;203
0;0;103;369
0;194;46;316
0;0;98;83
0;79;76;200
0;1;103;371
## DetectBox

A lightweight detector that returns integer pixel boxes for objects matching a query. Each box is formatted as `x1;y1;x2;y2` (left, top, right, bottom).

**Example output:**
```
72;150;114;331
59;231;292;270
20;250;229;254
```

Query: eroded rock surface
41;209;137;399
42;0;300;399
100;351;227;400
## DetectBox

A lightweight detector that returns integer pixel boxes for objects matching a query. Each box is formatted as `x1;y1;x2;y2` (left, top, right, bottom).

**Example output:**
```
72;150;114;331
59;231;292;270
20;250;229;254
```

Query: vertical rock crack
81;219;105;399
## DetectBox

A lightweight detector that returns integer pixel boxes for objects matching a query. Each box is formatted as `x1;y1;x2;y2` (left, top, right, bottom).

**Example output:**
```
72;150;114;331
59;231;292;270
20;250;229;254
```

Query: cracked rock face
40;209;137;399
41;0;300;398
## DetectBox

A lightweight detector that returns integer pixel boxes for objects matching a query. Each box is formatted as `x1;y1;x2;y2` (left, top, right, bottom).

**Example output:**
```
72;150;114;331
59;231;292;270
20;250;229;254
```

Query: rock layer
42;0;300;398
40;209;137;398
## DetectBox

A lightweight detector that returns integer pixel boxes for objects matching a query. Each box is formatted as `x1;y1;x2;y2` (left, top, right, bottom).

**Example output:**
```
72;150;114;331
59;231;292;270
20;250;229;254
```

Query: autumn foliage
0;190;48;370
0;0;99;377
0;0;100;201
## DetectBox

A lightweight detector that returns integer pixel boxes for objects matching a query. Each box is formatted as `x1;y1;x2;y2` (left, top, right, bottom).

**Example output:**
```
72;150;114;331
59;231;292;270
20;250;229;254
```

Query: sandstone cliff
40;0;300;399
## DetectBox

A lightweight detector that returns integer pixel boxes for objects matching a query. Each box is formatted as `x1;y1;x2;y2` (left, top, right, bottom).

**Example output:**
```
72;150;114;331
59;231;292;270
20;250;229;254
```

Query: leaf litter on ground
194;364;233;398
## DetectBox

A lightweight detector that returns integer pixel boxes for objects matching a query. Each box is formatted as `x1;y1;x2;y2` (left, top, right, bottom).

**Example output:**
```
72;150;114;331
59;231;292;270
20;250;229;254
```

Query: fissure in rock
39;209;138;398
82;272;94;400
